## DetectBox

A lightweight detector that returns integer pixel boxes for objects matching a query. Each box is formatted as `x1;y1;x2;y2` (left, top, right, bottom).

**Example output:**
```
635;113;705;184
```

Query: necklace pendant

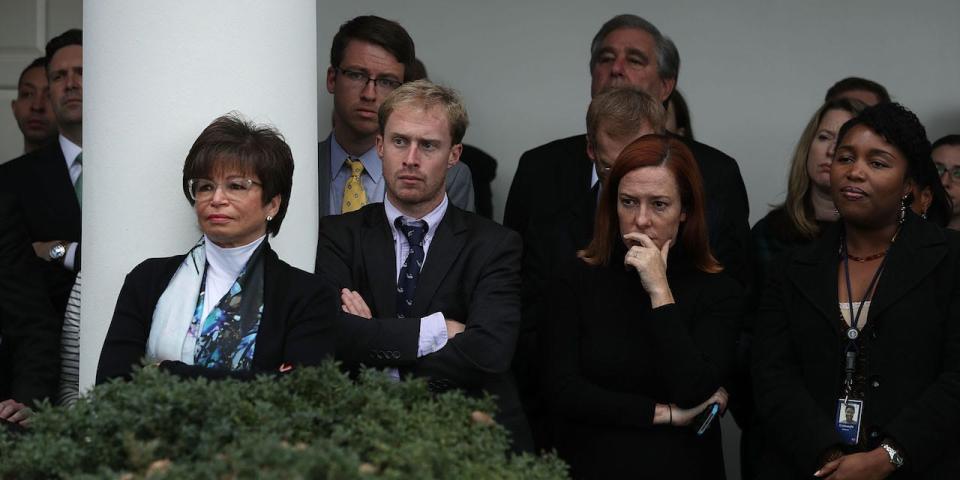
846;328;859;340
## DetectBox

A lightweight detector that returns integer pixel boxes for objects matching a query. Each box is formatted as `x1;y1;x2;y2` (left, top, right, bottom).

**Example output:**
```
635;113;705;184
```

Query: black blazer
315;203;532;450
752;214;960;478
0;143;81;315
513;184;597;446
504;133;753;287
459;144;498;219
541;253;743;479
96;244;366;383
0;192;61;405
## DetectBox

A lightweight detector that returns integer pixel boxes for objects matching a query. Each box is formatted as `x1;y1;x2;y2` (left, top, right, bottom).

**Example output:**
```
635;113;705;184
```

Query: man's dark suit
0;143;81;315
504;133;752;286
515;185;597;450
0;192;61;406
315;203;532;451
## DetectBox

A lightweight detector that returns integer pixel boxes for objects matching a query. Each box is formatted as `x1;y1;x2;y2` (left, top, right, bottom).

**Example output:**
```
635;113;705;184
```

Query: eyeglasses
188;178;262;202
935;163;960;180
335;67;402;92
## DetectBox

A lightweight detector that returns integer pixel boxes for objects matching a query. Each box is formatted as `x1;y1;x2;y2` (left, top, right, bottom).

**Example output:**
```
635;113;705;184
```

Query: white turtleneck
201;234;266;319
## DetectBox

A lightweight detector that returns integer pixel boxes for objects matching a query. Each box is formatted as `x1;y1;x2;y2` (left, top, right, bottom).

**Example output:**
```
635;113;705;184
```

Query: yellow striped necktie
341;158;367;213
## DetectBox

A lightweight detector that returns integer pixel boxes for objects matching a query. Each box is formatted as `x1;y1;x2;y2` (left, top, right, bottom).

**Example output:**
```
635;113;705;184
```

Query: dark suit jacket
752;214;960;478
0;192;61;405
459;144;498;219
96;243;369;384
541;251;743;479
513;184;597;449
0;143;81;315
504;133;752;286
315;203;532;451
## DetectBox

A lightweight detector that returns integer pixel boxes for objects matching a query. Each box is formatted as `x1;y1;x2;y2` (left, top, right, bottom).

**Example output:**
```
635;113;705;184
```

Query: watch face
50;243;66;259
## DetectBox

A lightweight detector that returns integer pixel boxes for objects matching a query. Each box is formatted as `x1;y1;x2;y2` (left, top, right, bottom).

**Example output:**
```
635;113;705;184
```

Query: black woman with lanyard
752;102;960;479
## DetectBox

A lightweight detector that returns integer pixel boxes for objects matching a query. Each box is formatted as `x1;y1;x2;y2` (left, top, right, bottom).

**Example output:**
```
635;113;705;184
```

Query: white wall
81;0;317;389
317;0;960;225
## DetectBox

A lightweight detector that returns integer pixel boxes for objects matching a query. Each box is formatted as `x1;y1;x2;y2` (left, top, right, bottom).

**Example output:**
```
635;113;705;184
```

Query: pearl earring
266;215;274;222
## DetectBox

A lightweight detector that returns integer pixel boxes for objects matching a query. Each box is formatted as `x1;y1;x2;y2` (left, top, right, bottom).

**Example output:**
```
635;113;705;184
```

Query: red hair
578;134;721;273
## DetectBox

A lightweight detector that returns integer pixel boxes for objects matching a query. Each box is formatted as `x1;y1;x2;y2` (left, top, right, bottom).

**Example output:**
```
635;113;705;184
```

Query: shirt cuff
64;242;79;271
417;312;448;357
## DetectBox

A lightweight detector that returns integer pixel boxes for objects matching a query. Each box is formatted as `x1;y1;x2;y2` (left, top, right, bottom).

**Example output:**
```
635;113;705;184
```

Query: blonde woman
751;98;867;287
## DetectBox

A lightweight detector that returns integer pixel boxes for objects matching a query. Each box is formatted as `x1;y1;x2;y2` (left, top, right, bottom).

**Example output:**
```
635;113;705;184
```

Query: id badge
835;398;863;445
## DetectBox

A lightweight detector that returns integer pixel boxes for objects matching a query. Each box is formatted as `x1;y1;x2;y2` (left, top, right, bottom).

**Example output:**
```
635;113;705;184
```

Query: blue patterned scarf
192;240;267;370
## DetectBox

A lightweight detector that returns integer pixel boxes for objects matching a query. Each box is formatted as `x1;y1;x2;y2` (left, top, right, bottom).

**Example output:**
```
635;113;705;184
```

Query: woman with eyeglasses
753;103;960;478
98;114;353;382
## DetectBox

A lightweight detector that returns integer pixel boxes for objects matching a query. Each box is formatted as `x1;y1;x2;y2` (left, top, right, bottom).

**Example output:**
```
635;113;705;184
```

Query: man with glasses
318;16;474;227
933;134;960;230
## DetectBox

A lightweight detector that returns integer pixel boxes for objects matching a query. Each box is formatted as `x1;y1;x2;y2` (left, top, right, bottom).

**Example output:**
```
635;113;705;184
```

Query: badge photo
835;398;863;445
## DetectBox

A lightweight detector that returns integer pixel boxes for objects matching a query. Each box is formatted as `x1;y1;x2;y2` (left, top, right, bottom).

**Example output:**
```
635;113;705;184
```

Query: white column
80;0;318;390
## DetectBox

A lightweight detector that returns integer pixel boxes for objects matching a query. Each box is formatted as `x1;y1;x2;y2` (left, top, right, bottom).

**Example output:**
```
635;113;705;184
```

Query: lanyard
840;236;891;400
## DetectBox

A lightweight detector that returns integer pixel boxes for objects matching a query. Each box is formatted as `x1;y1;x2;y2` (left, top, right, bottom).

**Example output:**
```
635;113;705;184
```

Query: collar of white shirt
59;134;82;175
384;194;448;249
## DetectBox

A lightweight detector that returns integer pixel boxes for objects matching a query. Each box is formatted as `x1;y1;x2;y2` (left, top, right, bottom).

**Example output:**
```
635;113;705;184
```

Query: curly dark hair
836;102;951;226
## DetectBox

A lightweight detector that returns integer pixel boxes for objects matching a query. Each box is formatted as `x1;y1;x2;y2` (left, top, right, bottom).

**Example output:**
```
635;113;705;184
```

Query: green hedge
0;363;567;479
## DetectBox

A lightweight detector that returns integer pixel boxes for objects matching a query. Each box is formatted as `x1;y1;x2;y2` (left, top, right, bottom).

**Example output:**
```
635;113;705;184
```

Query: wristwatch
880;443;904;469
48;242;66;263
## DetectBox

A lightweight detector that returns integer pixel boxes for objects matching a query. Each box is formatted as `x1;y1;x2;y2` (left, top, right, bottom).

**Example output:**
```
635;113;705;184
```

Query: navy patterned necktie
396;218;428;318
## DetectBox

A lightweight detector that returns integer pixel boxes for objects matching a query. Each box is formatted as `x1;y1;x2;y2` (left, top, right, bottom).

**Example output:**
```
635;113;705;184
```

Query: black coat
459;144;498;220
315;203;532;451
0;192;61;405
96;244;369;383
752;215;960;478
513;184;597;450
0;143;81;315
541;252;743;479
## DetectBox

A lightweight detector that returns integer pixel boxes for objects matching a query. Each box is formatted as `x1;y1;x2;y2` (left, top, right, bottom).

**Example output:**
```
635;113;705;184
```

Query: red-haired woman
541;135;743;479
